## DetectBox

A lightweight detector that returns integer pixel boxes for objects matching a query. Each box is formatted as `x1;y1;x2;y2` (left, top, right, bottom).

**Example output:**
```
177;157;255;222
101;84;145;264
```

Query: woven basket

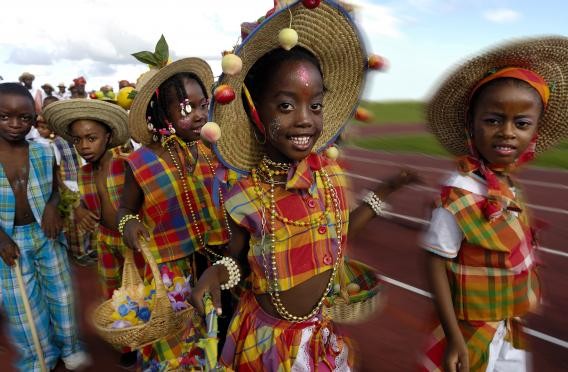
92;240;194;349
323;258;385;325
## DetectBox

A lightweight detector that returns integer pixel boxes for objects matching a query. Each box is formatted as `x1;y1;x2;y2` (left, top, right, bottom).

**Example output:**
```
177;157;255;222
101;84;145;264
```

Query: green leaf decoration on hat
131;34;170;68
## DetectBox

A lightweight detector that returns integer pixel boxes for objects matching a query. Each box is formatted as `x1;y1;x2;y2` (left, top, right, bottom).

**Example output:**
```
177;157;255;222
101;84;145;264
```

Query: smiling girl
189;1;417;370
117;54;231;370
421;37;568;371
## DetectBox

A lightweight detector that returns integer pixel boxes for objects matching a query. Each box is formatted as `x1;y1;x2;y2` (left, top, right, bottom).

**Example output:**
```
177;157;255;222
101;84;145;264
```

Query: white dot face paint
269;118;281;142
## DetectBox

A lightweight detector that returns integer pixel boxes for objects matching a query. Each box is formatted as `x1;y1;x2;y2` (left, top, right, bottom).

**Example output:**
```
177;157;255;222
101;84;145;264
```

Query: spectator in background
72;76;88;99
19;72;41;139
55;83;70;100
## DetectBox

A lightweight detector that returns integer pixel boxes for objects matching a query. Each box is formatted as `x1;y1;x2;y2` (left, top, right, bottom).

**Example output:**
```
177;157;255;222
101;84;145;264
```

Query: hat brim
427;36;568;156
43;99;130;148
211;0;367;173
128;58;214;145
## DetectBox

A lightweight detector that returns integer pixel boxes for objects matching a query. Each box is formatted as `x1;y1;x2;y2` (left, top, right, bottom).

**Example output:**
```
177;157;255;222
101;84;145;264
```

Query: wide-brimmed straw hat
19;72;35;82
211;0;367;173
44;99;129;148
427;36;568;156
128;58;214;145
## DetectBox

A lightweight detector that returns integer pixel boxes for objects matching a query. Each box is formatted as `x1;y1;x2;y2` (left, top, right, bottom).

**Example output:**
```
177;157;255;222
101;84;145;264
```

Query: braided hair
146;72;208;134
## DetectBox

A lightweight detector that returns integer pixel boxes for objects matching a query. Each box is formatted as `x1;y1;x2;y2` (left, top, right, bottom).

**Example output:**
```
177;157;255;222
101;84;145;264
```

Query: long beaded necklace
252;156;344;322
164;137;230;261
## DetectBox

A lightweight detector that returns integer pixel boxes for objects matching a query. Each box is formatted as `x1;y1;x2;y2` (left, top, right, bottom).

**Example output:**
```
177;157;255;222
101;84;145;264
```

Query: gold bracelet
118;214;141;236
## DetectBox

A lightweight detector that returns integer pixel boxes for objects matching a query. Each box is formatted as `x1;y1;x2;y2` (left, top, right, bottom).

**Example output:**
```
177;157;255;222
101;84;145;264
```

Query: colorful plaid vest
78;147;127;220
0;142;54;236
126;144;229;263
225;156;350;294
440;186;540;321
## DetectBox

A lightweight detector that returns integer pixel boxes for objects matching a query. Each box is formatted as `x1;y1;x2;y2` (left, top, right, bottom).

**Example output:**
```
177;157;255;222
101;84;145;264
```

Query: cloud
483;8;521;23
352;1;404;39
8;49;54;65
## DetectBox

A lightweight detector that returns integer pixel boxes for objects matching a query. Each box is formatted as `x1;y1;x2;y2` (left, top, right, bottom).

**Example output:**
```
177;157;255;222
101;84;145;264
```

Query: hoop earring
252;127;266;145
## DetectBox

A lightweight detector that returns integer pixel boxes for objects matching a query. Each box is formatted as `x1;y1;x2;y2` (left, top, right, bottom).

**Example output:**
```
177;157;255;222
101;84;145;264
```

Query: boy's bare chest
0;149;29;192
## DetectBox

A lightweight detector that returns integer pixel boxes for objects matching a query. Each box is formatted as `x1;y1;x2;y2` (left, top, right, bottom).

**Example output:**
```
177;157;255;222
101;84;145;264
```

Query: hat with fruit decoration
208;0;386;173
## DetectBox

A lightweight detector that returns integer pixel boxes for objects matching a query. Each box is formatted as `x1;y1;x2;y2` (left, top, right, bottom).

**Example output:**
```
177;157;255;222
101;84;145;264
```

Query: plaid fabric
140;257;207;370
0;222;82;371
224;156;349;293
420;318;525;371
54;137;80;183
96;224;145;299
78;147;127;214
0;141;54;237
61;191;92;257
126;142;229;264
436;186;541;321
220;291;353;371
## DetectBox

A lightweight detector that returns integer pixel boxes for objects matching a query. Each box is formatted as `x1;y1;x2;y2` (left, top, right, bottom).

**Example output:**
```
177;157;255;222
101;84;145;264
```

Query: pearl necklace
253;160;344;322
165;138;230;261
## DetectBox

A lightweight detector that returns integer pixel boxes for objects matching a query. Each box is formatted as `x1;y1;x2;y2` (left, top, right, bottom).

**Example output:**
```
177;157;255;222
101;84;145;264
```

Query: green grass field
355;100;425;124
352;133;568;170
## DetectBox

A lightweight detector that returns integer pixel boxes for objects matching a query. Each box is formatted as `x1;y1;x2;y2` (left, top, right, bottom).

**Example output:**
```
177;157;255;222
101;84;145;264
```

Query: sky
1;0;566;101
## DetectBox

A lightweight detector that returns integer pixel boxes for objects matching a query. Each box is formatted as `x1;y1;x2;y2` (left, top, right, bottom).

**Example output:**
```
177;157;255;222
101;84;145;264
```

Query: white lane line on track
343;154;568;191
378;210;568;259
345;172;568;216
378;273;568;349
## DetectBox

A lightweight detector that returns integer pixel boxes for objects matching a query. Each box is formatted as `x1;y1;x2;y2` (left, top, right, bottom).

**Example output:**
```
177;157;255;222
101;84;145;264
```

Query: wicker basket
92;240;194;349
323;257;385;324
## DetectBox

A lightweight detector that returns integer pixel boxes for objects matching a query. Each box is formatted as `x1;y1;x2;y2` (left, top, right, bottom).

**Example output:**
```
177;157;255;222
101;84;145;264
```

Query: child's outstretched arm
189;218;249;316
347;169;420;241
427;252;469;372
0;227;19;266
41;162;63;239
117;164;149;251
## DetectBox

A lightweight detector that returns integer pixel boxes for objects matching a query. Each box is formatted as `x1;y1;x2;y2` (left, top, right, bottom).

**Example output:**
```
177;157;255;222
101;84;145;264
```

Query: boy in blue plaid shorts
0;83;90;371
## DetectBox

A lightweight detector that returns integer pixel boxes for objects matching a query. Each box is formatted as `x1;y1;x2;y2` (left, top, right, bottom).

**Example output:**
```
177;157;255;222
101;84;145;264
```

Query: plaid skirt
220;291;353;371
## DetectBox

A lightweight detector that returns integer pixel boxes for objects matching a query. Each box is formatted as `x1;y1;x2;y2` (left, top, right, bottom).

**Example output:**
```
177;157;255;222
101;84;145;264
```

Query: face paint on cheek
269;118;281;142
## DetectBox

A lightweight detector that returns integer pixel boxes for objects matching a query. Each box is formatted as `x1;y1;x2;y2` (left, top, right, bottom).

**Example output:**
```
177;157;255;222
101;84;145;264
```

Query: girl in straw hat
44;99;143;368
116;37;232;370
189;1;417;369
421;36;568;372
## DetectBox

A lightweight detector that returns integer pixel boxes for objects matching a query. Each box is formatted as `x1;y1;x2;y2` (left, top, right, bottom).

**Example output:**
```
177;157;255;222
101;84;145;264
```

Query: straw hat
427;36;568;156
43;99;129;148
57;82;66;88
128;58;214;145
41;83;54;90
19;72;35;82
211;0;367;173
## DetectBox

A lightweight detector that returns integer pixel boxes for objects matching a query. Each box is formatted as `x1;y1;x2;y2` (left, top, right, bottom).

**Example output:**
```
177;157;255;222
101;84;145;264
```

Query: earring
252;127;266;145
180;99;192;117
167;123;176;135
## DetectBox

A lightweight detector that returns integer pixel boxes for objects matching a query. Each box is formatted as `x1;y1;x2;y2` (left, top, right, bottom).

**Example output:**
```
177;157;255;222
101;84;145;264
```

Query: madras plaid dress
0;141;83;371
78;147;144;299
421;185;540;371
126;142;230;370
221;155;354;370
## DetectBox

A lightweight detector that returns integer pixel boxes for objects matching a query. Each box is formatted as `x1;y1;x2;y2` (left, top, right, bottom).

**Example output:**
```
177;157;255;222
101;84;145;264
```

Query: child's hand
75;207;99;233
122;220;150;252
385;169;422;190
0;237;20;266
444;335;469;372
41;203;63;239
188;265;223;316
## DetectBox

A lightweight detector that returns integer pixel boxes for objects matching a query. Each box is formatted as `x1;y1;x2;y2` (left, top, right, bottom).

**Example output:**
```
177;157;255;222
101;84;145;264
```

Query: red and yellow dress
125;140;230;370
221;155;354;371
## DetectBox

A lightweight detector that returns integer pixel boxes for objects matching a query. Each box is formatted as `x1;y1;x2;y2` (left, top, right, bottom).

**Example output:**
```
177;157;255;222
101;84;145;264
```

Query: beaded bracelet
118;214;141;236
362;191;389;217
213;257;241;290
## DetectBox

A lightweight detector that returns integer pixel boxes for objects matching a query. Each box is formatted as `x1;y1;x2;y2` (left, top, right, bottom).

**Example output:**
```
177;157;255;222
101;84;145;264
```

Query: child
45;98;142;368
117;49;231;370
189;1;416;369
0;82;90;370
421;36;568;371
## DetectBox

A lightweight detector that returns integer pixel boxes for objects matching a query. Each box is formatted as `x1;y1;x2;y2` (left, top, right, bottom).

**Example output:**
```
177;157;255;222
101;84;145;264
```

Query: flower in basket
109;283;156;329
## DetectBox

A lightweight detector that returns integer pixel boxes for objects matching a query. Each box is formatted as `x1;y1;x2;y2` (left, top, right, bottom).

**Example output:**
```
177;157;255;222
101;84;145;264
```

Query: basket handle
137;239;168;302
338;257;350;302
120;246;143;288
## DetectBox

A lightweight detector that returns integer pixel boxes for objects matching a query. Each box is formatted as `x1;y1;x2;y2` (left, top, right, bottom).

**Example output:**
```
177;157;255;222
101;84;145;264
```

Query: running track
1;146;566;371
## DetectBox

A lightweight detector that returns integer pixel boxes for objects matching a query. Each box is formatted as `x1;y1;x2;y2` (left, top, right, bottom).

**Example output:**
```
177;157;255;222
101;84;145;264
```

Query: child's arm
41;162;63;239
347;169;420;241
74;201;99;233
0;227;19;266
427;252;469;372
116;164;149;251
189;218;249;315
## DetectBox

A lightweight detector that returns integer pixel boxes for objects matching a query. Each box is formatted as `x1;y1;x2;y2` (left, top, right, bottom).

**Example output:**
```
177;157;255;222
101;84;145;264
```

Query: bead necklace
164;138;230;261
253;159;344;322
